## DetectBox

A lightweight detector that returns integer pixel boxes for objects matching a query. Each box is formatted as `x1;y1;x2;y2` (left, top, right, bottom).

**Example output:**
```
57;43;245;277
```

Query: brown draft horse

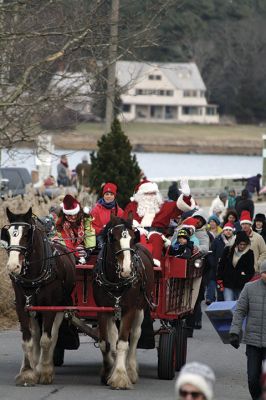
93;215;154;389
1;207;76;386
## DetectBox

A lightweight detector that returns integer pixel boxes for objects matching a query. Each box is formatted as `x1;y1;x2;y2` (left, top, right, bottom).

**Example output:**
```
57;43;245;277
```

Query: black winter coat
217;246;255;290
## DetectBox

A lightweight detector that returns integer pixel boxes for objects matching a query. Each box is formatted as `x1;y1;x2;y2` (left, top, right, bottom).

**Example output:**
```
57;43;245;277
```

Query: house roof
116;61;206;91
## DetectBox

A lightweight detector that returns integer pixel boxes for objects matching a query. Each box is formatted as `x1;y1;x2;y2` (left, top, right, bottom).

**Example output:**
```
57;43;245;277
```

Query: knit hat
254;213;266;223
177;228;190;240
260;260;266;274
208;214;221;226
240;210;252;225
175;362;215;400
235;231;250;245
102;182;117;195
61;194;80;215
223;222;234;231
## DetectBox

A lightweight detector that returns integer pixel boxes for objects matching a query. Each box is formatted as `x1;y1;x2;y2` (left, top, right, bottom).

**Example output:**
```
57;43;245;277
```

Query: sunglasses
179;389;203;398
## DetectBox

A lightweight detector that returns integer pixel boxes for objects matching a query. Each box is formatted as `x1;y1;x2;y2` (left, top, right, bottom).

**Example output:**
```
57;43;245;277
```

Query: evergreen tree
89;119;141;207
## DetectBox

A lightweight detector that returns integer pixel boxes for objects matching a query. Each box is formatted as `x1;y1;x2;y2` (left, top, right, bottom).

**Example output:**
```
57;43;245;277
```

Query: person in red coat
123;179;196;266
91;182;124;247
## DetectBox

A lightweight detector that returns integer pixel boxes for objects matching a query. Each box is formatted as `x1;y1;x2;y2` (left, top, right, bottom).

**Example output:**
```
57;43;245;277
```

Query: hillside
52;122;265;155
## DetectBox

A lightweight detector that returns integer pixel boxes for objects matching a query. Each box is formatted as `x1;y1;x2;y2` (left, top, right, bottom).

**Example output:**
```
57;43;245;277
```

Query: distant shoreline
53;134;261;156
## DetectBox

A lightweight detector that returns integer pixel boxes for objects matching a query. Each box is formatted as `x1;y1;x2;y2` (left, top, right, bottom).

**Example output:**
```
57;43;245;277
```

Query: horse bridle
95;223;142;289
3;222;33;255
4;221;56;288
108;224;137;257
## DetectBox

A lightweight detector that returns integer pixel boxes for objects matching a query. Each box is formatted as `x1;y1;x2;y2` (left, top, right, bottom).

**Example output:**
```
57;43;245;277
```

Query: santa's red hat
102;182;117;195
240;210;252;225
181;217;198;232
223;222;234;231
134;179;159;195
61;194;80;215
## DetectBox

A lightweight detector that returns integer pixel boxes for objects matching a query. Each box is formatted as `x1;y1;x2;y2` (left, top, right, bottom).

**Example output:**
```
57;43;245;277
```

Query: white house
116;61;219;124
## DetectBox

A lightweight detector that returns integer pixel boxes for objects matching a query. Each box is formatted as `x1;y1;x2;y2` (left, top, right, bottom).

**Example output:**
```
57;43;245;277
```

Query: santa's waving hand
123;179;196;267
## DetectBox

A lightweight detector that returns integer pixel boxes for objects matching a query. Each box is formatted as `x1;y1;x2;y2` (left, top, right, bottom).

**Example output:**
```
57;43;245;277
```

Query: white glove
78;257;86;264
179;178;190;196
162;235;171;248
137;227;148;236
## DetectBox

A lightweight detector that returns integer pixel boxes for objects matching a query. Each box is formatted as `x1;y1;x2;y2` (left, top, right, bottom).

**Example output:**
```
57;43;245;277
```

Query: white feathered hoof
15;369;38;386
127;366;138;384
107;369;133;390
37;365;54;385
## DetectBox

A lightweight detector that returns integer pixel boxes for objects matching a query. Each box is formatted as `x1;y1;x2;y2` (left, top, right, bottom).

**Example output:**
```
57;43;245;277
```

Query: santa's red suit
123;180;196;266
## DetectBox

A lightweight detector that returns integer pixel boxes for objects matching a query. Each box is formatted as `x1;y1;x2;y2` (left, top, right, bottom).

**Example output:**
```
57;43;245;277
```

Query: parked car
0;167;32;197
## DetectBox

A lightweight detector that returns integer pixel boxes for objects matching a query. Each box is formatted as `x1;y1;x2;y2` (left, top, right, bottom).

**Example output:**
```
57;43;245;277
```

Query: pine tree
89;118;141;207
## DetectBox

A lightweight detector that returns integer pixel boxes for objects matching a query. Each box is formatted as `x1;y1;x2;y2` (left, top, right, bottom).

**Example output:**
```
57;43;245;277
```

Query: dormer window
148;74;161;80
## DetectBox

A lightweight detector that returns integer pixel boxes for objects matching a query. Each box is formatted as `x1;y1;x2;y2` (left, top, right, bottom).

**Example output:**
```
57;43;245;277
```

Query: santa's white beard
134;192;163;227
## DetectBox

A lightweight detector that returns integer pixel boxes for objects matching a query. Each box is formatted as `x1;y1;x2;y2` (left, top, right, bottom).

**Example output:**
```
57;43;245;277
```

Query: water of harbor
1;148;262;181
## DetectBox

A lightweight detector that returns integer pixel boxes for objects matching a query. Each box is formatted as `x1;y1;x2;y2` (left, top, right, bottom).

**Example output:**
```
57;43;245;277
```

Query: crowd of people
43;169;266;399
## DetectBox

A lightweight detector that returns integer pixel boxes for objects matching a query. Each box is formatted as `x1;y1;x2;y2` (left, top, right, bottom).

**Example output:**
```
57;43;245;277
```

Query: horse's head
106;215;137;278
2;207;33;276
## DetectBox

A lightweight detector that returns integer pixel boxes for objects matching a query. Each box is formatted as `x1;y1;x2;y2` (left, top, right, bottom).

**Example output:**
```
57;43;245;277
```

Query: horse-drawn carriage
1;209;204;388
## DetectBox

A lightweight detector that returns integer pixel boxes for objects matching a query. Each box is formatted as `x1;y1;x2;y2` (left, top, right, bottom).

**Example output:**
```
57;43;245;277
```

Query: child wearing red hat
55;194;96;264
91;182;123;247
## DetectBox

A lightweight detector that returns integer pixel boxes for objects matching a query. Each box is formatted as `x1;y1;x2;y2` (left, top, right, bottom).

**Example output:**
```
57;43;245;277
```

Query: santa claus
123;179;196;266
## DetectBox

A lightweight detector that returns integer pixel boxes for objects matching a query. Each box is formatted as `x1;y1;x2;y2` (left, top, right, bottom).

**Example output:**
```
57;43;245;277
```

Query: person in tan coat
240;210;266;272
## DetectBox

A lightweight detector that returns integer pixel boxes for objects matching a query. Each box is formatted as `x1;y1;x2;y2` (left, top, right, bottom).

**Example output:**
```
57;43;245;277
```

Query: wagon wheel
157;328;176;380
53;347;65;367
175;320;187;371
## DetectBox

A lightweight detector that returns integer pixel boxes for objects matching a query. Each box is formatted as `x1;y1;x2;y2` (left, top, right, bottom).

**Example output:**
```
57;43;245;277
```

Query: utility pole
105;0;119;134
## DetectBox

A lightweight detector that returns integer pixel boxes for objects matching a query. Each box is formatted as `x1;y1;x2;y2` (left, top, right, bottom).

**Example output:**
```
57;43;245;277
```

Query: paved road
0;304;250;400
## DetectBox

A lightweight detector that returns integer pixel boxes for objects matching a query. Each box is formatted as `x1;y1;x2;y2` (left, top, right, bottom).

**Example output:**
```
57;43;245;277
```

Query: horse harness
94;223;150;318
2;220;58;292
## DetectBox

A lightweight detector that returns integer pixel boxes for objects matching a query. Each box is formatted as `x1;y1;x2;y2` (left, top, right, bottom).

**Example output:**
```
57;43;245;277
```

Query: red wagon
27;247;204;380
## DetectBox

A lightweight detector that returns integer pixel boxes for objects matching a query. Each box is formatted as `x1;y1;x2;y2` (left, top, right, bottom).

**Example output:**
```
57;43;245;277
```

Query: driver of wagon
123;179;196;267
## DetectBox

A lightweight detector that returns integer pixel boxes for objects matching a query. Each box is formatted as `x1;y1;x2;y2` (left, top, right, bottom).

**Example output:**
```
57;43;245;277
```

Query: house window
165;106;177;119
135;89;173;96
206;107;217;115
150;105;163;118
123;103;131;112
200;90;205;97
182;106;201;115
148;74;161;80
183;90;198;97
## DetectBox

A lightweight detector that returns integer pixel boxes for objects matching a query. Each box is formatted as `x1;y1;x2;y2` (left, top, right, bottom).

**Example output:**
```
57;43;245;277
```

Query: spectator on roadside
252;213;266;243
75;155;91;192
175;362;216;400
235;189;254;219
57;154;71;187
240;210;266;273
185;210;210;334
209;192;228;221
222;209;241;232
217;231;255;301
228;188;236;209
245;173;262;197
207;215;222;239
207;222;235;304
168;181;181;202
229;260;266;400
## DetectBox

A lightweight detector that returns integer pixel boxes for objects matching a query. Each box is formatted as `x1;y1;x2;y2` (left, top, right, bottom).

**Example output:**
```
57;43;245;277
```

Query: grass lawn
74;121;265;143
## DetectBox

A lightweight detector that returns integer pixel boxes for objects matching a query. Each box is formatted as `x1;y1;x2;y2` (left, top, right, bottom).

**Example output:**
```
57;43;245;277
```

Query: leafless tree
0;0;173;150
